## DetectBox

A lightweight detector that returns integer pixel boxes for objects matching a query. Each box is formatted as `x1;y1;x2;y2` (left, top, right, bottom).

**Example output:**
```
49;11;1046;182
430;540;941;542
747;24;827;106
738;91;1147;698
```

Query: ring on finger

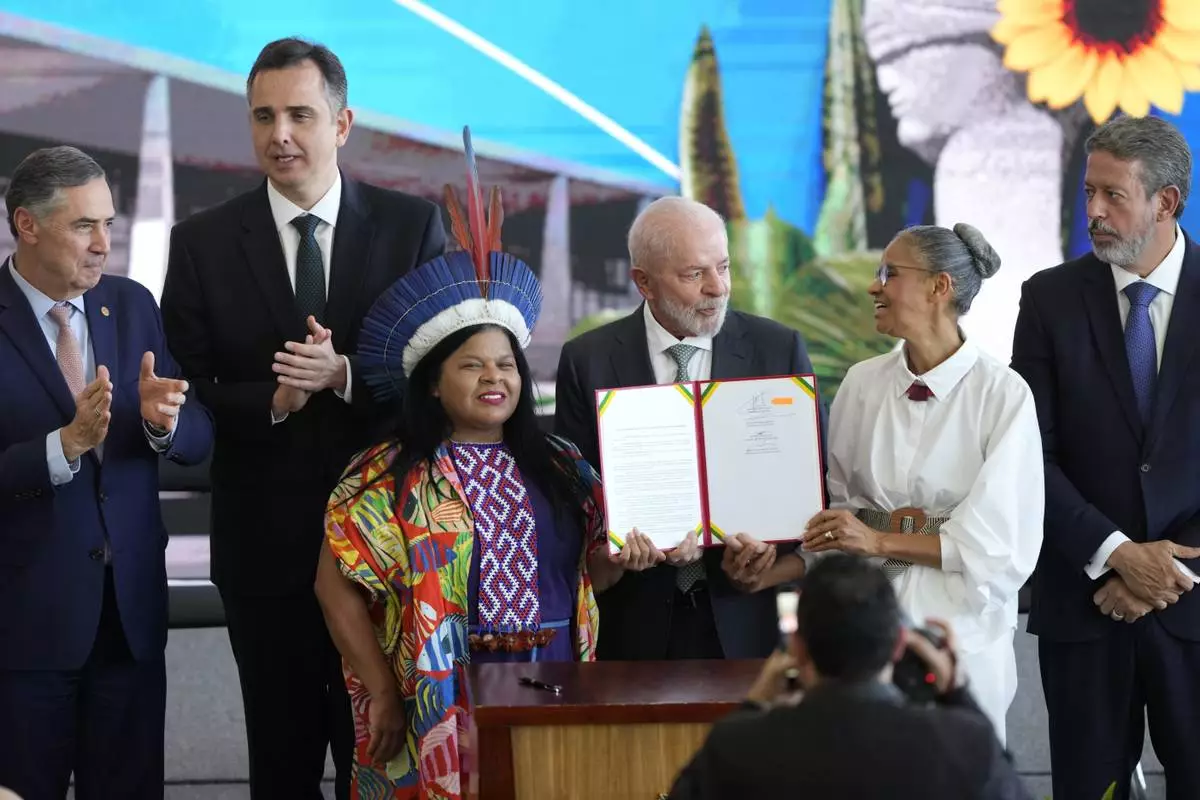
824;531;835;541
1111;611;1125;620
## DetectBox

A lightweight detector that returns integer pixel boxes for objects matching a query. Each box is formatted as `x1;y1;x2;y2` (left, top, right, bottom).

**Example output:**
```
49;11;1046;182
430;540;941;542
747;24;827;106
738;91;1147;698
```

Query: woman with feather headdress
314;128;663;799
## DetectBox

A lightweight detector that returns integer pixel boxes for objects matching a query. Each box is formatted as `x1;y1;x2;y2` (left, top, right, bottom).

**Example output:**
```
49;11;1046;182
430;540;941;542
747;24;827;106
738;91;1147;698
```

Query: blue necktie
291;214;326;323
1123;281;1160;423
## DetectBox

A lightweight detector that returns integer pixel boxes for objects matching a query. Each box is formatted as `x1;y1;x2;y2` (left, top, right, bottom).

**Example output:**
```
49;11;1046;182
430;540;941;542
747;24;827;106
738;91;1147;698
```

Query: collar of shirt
8;256;86;320
1108;223;1185;298
642;300;714;355
891;333;979;401
266;172;343;234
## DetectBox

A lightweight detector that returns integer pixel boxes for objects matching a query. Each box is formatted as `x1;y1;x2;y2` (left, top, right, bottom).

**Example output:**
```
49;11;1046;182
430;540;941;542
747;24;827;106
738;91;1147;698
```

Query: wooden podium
466;659;760;800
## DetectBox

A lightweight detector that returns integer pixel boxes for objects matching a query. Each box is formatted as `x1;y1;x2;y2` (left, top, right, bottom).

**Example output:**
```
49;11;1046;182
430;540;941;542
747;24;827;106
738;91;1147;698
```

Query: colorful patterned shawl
324;434;605;800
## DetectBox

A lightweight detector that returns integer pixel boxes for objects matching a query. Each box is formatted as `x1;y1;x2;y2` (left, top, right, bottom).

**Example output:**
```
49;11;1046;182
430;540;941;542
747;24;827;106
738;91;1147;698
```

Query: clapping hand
61;366;112;462
271;323;332;418
138;351;188;432
273;315;346;393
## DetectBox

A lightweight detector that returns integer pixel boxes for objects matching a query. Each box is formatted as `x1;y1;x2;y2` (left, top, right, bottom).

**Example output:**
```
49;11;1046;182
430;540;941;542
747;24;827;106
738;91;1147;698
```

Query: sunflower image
992;0;1200;122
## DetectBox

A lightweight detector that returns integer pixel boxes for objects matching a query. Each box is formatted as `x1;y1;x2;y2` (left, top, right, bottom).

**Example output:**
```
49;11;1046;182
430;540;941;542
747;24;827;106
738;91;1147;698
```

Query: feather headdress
357;126;543;401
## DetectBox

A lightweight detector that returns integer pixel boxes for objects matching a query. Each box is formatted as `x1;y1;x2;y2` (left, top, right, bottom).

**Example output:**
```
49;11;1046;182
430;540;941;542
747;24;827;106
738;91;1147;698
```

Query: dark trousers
1040;618;1200;800
221;587;353;800
0;568;166;800
666;585;725;659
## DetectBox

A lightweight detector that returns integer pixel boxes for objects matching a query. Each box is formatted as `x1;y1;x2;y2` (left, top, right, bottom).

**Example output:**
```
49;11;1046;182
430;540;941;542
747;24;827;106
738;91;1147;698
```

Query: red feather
486;186;504;252
442;184;473;257
462;127;489;289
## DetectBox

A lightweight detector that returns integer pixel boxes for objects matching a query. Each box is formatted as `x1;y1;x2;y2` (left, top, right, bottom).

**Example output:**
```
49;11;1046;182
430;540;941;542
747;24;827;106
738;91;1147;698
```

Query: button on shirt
1086;225;1190;580
265;177;354;420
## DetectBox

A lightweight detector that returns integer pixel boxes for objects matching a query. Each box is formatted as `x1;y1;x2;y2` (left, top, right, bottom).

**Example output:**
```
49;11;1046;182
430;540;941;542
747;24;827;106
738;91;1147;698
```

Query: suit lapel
711;312;751;380
1147;236;1200;451
325;175;375;353
609;305;656;387
84;279;118;389
238;184;306;341
1082;265;1143;438
0;261;76;419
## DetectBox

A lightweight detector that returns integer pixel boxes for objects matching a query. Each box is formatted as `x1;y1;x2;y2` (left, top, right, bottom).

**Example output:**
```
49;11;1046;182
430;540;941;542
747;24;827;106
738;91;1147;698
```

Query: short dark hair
6;146;106;239
1086;115;1192;219
796;554;901;682
246;37;348;114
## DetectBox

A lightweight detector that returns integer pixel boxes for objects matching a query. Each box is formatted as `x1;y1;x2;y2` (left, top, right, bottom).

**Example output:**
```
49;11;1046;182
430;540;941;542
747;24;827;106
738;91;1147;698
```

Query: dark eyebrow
251;104;317;115
70;216;114;226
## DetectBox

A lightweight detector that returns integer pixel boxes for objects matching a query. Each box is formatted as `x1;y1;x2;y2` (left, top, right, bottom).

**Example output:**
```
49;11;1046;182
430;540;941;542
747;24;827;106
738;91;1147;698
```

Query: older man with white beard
555;196;823;661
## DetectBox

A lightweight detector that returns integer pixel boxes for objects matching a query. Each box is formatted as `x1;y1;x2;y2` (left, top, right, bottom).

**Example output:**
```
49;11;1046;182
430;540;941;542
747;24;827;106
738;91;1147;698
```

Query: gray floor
78;616;1164;799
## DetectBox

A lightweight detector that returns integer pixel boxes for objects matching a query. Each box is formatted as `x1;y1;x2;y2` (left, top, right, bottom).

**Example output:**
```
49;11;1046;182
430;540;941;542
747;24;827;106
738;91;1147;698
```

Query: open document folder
595;374;826;554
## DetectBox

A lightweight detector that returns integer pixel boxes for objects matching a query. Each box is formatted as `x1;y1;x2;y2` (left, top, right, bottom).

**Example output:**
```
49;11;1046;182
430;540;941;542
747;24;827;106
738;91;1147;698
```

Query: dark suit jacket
0;262;213;670
554;305;824;659
666;682;1032;800
1011;232;1200;641
161;175;445;595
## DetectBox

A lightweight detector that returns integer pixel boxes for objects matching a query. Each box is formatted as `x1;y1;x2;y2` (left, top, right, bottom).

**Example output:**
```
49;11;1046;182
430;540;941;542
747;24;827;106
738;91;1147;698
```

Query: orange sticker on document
770;397;794;405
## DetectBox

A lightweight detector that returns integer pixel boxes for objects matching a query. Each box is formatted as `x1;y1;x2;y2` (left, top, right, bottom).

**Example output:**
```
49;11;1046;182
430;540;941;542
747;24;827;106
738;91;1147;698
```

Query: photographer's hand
745;651;799;706
903;617;959;695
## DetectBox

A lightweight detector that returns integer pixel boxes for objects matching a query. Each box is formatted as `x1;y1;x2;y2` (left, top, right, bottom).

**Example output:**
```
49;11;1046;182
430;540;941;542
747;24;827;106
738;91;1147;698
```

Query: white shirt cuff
335;355;353;403
47;429;80;485
143;419;176;453
271;409;288;425
1085;531;1131;580
939;536;964;573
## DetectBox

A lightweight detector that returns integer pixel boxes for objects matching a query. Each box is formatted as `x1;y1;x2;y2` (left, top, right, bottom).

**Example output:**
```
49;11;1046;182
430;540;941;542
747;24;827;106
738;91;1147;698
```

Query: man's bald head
628;196;727;275
627;196;731;338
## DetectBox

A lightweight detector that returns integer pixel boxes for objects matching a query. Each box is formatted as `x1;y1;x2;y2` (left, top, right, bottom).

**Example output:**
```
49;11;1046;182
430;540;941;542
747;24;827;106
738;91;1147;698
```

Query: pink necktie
48;303;85;397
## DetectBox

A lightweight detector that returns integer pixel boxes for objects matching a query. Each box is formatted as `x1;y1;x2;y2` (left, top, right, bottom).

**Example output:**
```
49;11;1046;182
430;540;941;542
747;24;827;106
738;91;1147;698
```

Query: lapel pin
101;306;110;317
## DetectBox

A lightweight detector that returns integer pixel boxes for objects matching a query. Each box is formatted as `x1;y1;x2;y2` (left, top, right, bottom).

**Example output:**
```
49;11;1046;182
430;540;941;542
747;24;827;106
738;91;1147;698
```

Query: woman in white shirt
798;222;1044;745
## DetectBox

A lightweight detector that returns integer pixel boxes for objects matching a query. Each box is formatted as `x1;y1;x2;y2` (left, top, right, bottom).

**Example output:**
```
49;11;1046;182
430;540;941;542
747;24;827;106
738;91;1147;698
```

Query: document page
699;376;824;543
595;384;705;553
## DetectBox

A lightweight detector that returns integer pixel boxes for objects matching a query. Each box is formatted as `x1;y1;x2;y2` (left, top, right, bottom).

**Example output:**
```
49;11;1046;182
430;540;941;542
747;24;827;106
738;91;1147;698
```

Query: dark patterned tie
666;342;705;592
1123;281;1160;423
291;214;326;323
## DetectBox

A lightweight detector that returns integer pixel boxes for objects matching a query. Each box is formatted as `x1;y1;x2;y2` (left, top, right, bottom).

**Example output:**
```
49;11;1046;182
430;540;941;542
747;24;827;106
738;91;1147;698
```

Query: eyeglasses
875;261;936;287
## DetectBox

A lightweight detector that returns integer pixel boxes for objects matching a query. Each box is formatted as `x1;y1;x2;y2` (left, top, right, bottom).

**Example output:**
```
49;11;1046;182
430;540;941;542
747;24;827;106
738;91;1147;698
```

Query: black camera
892;625;947;704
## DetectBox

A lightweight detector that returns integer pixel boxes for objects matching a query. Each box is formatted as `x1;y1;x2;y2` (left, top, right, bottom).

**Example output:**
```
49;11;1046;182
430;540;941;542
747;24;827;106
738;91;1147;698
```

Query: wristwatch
145;421;170;437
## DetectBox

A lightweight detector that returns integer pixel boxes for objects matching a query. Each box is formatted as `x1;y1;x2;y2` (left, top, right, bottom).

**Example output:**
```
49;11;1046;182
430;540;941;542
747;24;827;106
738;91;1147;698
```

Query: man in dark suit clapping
161;38;445;800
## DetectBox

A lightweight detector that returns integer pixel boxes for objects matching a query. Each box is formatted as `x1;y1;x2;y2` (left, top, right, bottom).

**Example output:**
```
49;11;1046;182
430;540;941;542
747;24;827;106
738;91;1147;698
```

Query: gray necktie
666;343;705;592
291;214;326;323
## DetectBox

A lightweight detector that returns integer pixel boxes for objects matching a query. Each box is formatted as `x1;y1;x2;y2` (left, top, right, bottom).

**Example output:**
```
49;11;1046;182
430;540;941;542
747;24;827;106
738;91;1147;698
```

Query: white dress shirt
1085;225;1188;579
643;301;713;383
265;177;353;421
9;259;172;488
818;337;1045;743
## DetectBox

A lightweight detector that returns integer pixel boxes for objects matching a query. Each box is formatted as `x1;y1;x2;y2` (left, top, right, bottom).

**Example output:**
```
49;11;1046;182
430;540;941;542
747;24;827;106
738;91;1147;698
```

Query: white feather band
400;297;532;377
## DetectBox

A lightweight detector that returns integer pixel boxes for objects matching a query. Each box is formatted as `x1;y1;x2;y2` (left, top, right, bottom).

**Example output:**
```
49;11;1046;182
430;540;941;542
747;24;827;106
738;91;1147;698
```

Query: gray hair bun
953;223;1001;279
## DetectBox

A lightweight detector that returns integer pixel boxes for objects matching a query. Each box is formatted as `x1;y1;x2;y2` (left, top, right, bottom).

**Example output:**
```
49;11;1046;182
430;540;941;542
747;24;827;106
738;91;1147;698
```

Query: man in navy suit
1012;115;1200;800
0;146;213;799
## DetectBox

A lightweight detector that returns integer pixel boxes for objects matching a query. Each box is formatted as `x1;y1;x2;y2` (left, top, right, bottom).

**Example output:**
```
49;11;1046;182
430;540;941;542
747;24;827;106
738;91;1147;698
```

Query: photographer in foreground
665;554;1032;800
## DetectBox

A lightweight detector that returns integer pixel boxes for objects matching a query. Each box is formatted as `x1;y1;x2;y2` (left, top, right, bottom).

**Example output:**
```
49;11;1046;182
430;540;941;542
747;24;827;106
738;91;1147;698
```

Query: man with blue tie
0;146;214;799
1012;115;1200;800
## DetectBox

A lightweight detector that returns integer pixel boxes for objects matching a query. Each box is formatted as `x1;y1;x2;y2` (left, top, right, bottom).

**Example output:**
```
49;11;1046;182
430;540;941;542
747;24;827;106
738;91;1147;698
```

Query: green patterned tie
291;213;326;323
666;343;705;592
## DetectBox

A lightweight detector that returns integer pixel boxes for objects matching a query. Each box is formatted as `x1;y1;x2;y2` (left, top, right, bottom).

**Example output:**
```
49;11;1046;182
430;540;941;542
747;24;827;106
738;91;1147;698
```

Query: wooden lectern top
467;659;762;727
